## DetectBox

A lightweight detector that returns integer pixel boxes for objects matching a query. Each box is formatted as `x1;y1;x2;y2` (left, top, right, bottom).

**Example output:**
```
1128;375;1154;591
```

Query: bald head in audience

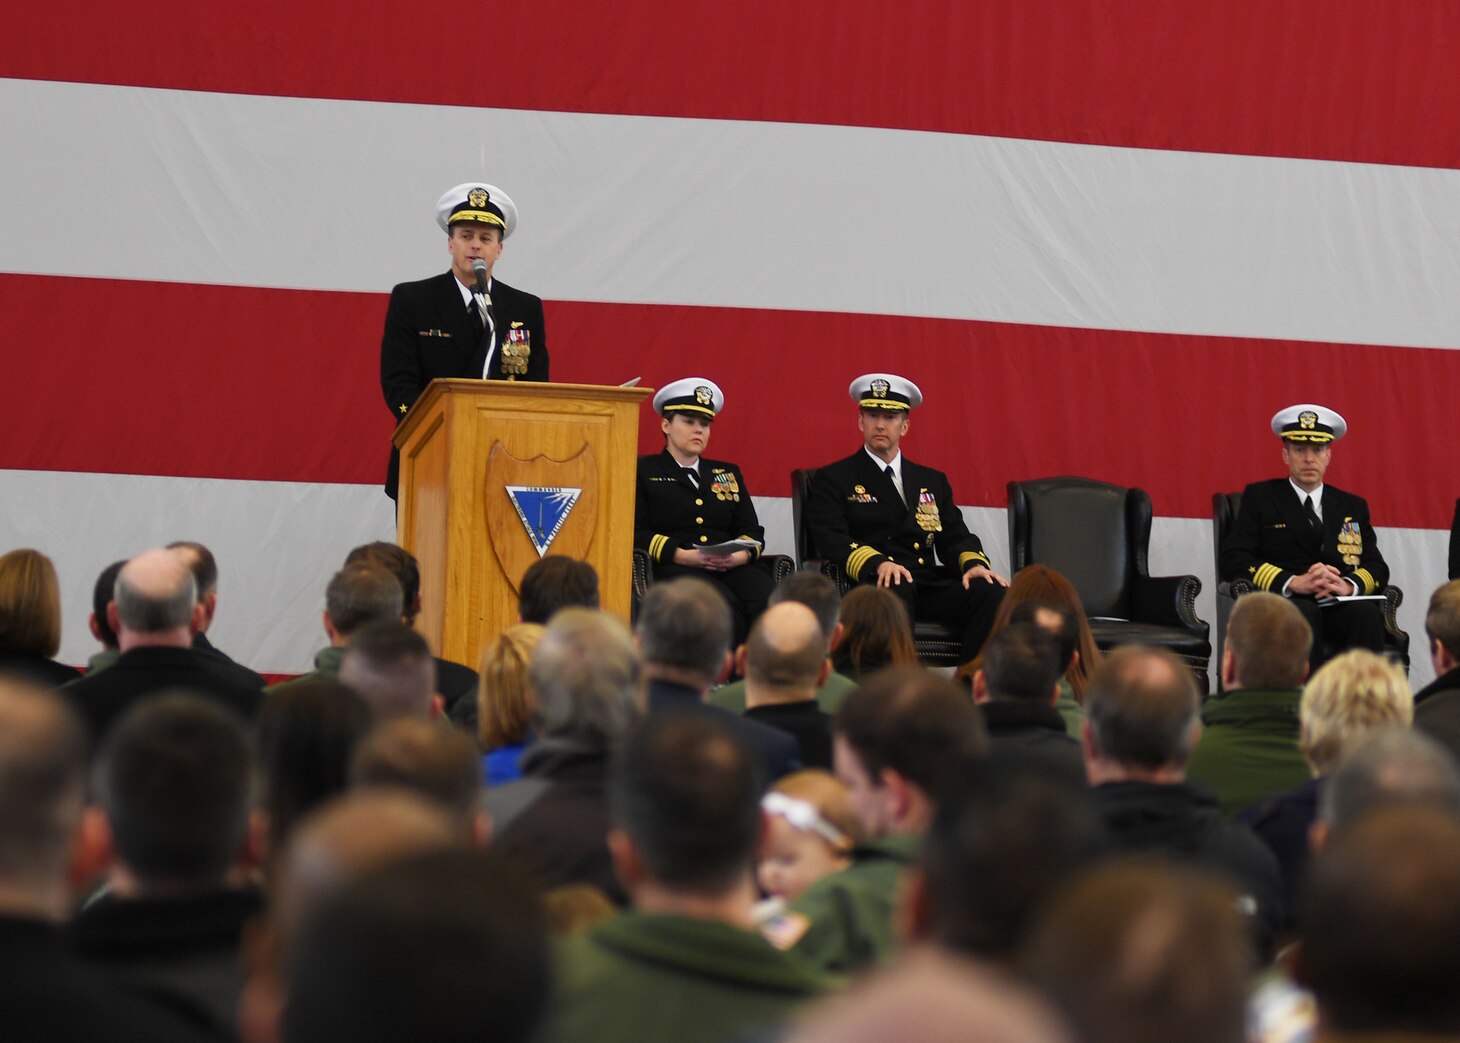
1315;728;1460;844
743;602;829;708
112;548;201;650
339;621;437;719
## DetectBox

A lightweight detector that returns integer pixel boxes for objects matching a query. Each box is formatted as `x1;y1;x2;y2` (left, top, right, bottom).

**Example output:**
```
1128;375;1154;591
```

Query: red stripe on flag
2;272;1450;528
8;2;1460;169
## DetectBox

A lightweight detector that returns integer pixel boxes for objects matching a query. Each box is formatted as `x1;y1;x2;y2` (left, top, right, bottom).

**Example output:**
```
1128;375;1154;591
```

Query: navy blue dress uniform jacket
380;271;548;498
1219;478;1387;596
634;451;765;564
805;451;990;583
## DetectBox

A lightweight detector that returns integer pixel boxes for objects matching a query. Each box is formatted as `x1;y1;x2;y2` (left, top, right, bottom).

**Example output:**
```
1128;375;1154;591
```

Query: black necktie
1304;495;1321;532
885;464;905;504
683;467;700;489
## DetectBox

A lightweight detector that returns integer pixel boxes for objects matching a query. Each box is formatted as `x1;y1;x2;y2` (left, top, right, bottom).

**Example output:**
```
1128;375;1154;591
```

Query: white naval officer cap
653;377;724;419
1271;403;1346;444
435;183;518;239
849;373;923;412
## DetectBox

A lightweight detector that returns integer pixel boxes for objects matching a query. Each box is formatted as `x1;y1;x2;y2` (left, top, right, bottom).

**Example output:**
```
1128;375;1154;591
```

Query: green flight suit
1053;680;1084;739
1185;687;1311;817
778;834;920;973
547;912;830;1043
709;670;858;716
263;646;344;694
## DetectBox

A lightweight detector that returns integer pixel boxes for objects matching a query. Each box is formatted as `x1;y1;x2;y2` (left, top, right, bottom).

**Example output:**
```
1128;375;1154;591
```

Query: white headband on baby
761;792;849;847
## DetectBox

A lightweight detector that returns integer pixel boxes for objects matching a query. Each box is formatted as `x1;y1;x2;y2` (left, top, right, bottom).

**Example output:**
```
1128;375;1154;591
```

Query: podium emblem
506;487;582;557
486;441;599;595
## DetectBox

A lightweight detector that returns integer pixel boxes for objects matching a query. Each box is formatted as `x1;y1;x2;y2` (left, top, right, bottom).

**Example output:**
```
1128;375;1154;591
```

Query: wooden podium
392;379;652;668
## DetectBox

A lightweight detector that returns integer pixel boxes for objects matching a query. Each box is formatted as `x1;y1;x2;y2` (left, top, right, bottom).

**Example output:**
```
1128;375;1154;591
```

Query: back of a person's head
95;692;252;889
518;556;599;624
345;542;420;622
477;623;543;751
1319;728;1460;830
745;602;825;692
835;667;987;808
836;585;917;675
920;760;1104;961
769;570;842;642
529;608;641;744
339;620;436;720
1084;646;1200;771
1021;859;1253;1043
91;559;126;650
0;548;62;658
114;548;198;635
980;622;1062;703
0;678;87;890
1425;578;1460;662
1300;806;1460;1035
166;540;218;602
785;948;1072;1043
609;711;764;896
350;718;483;831
324;562;403;637
275;788;463;937
1300;649;1413;775
1000;565;1102;693
636;576;732;683
1007;599;1077;675
256;680;373;860
283;848;550;1043
1225;591;1312;689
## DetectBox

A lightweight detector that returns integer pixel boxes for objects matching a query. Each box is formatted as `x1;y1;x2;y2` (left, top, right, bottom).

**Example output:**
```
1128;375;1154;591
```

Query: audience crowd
0;540;1456;1042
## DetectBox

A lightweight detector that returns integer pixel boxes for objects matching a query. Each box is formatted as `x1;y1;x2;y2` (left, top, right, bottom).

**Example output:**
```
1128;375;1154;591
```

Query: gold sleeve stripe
737;536;762;559
649;534;670;561
958;551;990;570
1253;563;1282;591
1353;568;1377;594
847;546;880;579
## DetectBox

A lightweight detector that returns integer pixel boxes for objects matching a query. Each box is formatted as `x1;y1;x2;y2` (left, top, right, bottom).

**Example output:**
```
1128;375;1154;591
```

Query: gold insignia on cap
468;187;489;208
870;378;890;398
1299;411;1317;430
694;386;713;406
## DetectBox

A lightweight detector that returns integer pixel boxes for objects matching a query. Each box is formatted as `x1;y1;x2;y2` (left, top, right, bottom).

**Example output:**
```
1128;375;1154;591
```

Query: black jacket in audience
190;632;266;689
1413;666;1460;764
646;679;800;780
487;737;625;905
0;648;80;688
979;700;1087;790
59;646;262;749
70;887;264;1039
1240;776;1322;917
744;700;833;770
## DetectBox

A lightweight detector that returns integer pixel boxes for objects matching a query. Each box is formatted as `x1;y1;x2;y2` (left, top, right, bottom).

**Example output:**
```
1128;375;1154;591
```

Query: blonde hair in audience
477;623;544;751
0;548;62;658
1300;649;1413;775
771;769;863;852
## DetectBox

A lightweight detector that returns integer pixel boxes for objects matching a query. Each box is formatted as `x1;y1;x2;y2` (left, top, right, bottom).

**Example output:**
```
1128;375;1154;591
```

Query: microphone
471;258;489;293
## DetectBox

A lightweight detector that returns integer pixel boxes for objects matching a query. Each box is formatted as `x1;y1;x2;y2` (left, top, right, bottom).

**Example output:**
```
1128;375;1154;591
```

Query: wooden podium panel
393;379;651;668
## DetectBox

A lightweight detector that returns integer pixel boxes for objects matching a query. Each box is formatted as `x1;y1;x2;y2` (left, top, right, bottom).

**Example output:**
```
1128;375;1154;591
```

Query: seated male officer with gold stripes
634;378;774;644
805;374;1007;667
1220;404;1387;673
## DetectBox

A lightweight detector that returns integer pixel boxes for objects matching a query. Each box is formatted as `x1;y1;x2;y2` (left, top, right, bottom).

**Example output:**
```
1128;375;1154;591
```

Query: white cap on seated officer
653;378;724;419
849;373;922;412
1271;404;1346;444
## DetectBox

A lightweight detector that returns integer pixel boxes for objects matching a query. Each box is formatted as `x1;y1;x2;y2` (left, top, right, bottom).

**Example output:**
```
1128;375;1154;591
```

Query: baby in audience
757;771;861;913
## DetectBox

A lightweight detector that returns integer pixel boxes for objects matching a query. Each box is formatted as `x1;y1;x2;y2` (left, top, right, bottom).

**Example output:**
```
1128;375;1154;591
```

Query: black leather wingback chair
791;468;961;666
1007;477;1211;684
1212;491;1408;681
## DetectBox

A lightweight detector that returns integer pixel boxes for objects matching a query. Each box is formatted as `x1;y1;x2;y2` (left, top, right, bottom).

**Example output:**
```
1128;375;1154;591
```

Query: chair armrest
1130;574;1208;636
1217;578;1254;599
765;554;795;584
810;559;853;596
1383;586;1406;644
631;548;652;603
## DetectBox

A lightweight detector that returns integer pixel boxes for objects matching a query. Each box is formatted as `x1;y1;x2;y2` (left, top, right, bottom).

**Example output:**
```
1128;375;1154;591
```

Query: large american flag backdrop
4;3;1458;685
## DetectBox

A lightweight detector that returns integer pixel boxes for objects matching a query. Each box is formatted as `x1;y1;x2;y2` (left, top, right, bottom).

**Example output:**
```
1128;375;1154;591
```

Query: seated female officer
635;378;774;643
